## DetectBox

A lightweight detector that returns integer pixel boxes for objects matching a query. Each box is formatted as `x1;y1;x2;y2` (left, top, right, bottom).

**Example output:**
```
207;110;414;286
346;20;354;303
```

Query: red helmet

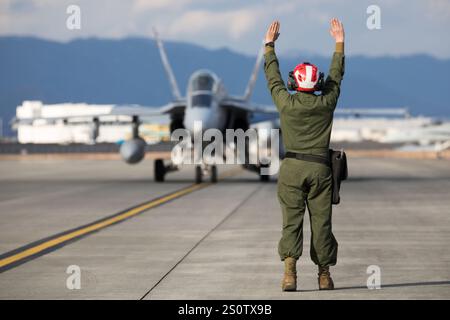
289;62;323;92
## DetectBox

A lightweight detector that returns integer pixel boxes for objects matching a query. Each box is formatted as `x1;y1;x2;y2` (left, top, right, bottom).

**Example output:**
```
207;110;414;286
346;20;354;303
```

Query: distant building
331;116;436;143
12;101;450;151
14;101;170;144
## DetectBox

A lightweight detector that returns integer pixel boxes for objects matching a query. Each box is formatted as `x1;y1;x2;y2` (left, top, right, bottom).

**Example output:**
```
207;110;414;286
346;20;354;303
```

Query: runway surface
0;157;449;299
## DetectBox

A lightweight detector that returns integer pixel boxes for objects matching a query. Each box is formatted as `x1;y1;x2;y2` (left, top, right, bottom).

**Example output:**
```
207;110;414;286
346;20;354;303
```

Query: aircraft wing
220;98;278;114
12;101;186;125
111;100;185;117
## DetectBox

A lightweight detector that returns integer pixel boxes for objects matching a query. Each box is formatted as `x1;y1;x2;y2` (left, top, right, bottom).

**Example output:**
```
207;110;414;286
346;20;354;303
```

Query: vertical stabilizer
152;27;182;101
243;42;265;102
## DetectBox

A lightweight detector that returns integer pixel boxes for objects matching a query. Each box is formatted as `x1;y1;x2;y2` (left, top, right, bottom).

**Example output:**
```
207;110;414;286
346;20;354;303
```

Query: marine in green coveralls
263;19;345;291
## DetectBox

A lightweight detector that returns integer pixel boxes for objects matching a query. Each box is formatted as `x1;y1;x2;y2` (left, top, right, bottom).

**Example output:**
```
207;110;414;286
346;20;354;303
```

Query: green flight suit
264;44;345;267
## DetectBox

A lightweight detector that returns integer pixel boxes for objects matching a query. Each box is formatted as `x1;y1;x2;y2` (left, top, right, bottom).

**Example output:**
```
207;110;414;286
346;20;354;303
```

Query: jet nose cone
185;108;214;134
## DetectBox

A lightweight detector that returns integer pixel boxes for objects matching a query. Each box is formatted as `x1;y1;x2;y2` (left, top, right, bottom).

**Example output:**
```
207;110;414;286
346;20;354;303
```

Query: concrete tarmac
0;157;449;299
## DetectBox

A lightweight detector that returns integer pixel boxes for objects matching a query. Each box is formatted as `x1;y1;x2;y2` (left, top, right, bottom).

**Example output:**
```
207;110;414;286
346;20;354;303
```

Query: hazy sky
1;0;450;58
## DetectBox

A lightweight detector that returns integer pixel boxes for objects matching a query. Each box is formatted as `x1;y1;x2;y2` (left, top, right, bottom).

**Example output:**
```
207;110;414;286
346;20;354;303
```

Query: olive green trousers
277;158;338;267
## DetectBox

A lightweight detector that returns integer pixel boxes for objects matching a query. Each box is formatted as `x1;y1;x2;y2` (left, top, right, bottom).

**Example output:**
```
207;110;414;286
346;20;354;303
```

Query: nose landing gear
195;164;218;184
154;159;218;184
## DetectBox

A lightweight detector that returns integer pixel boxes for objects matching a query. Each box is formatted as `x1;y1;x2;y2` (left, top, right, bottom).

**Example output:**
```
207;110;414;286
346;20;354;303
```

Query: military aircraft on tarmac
138;29;279;183
12;29;280;183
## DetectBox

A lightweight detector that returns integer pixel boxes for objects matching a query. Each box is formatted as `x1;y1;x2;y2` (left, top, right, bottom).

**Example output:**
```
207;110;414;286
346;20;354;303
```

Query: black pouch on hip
329;149;348;205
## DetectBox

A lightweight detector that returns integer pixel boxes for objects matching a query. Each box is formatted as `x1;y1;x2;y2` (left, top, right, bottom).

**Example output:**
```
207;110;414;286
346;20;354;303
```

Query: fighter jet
138;29;278;182
12;30;279;183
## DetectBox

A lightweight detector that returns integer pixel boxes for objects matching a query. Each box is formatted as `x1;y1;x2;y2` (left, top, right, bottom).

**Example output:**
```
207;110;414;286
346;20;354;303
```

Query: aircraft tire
211;165;218;183
154;159;165;182
195;165;203;184
260;174;270;182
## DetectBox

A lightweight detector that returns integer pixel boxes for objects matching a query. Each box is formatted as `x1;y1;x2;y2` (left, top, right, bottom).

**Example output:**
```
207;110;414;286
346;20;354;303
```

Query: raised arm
263;21;291;112
321;18;345;109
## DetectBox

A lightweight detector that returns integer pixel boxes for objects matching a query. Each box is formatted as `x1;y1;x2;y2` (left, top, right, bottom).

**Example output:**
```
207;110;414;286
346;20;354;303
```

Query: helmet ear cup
315;72;325;91
287;71;298;91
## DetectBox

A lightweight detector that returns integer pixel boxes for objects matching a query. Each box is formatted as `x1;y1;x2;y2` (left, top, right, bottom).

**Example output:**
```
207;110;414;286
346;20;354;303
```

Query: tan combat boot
281;257;297;291
318;266;334;290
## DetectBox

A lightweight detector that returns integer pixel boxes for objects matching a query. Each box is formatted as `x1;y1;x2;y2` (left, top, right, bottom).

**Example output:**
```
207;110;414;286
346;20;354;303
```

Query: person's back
264;20;344;156
280;92;334;154
263;19;345;291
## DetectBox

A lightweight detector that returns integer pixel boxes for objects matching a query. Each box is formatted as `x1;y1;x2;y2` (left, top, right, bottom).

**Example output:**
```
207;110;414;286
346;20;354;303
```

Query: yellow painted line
0;183;208;269
0;166;243;271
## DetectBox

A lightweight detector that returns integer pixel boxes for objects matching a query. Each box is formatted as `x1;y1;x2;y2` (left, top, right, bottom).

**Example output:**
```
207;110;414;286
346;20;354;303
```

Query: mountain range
1;36;449;136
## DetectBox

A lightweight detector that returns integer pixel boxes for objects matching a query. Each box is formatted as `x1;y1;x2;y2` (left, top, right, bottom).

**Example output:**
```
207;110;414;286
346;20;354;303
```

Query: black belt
285;151;330;166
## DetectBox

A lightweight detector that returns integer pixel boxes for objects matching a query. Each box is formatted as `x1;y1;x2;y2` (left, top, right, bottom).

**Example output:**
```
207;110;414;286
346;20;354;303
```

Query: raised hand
329;18;344;43
265;21;280;44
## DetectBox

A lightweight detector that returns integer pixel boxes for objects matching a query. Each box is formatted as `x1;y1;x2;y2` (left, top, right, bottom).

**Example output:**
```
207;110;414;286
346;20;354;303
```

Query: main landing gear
242;163;270;182
154;159;178;182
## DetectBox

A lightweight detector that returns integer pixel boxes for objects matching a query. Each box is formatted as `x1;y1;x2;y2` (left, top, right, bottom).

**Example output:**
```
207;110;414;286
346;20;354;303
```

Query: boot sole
319;287;334;290
282;284;297;292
